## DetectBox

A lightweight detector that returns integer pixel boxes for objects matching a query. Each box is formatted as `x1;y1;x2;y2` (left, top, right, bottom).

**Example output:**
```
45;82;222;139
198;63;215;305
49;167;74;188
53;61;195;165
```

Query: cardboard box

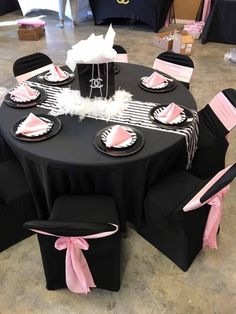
172;31;194;55
17;26;45;41
153;31;174;51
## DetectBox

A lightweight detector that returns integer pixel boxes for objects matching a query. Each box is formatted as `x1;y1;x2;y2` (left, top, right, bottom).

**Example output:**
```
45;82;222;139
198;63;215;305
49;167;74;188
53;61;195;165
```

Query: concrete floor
0;10;235;314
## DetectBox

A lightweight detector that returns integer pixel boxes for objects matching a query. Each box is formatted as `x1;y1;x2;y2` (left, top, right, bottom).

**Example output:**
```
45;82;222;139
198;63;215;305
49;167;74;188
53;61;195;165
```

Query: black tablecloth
0;63;196;230
89;0;173;32
201;0;236;44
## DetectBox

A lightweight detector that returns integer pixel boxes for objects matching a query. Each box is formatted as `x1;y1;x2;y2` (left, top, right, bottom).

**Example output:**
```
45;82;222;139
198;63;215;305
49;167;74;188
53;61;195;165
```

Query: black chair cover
138;164;236;271
191;88;236;179
13;52;52;77
113;44;127;54
24;195;121;292
157;51;194;68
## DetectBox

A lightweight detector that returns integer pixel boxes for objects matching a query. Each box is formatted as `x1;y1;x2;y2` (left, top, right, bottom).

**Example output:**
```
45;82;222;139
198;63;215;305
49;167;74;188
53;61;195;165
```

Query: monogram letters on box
77;63;115;99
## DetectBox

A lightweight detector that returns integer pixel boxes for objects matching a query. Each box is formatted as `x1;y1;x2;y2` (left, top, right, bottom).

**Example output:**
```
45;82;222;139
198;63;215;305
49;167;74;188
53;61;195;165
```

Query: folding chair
138;164;236;271
153;51;194;89
0;159;36;252
191;88;236;179
13;52;53;83
24;195;121;293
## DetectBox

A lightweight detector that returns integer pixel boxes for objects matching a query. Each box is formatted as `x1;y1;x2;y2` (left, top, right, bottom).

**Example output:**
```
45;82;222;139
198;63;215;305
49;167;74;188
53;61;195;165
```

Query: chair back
184;164;236;249
153;51;194;88
23;195;120;293
190;89;236;179
208;88;236;132
113;44;128;63
13;52;53;83
184;163;236;211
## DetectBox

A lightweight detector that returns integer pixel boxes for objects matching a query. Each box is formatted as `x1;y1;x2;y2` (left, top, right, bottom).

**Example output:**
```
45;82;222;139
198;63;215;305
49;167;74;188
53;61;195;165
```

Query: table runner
29;81;199;168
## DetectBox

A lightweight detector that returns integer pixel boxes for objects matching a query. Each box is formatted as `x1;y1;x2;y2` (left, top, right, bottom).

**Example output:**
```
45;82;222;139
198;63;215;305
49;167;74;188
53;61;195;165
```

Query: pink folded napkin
157;102;184;123
16;113;49;135
106;125;132;148
143;71;168;88
10;84;38;101
48;65;68;81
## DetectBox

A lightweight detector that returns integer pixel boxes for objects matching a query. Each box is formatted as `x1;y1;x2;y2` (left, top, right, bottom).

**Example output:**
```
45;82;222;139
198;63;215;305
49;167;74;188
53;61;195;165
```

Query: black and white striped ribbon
28;82;199;168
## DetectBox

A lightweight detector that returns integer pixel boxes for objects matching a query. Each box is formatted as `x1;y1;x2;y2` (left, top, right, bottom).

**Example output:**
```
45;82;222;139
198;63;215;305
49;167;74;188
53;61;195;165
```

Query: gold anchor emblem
117;0;130;4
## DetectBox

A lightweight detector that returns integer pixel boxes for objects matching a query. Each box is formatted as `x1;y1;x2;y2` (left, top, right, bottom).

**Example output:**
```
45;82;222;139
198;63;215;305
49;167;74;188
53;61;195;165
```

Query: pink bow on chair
31;224;118;294
203;185;230;249
55;237;96;294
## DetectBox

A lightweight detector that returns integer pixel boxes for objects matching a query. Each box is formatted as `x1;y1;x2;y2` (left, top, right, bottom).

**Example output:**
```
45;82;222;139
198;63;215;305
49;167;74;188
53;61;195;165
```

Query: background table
17;0;90;22
0;0;19;16
201;0;236;44
0;63;196;230
89;0;173;32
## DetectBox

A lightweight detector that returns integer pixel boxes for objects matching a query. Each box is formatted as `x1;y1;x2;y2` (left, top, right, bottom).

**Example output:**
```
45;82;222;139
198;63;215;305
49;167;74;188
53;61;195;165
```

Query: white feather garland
50;89;133;121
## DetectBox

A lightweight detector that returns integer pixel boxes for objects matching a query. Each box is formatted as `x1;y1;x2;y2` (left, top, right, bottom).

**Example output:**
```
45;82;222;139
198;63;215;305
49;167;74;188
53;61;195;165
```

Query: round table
0;63;196;230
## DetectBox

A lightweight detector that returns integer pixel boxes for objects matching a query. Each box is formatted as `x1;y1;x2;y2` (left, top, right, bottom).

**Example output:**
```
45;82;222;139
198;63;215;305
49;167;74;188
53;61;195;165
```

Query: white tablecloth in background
17;0;91;22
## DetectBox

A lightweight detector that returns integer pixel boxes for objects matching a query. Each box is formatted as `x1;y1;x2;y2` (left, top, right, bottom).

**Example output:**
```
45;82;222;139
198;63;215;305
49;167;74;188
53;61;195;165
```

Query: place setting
138;71;177;93
37;64;75;86
94;124;144;157
149;102;194;129
3;83;47;108
11;112;62;142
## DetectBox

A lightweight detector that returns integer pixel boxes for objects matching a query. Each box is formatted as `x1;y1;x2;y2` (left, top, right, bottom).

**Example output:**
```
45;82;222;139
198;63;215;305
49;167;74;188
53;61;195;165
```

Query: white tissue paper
66;24;117;71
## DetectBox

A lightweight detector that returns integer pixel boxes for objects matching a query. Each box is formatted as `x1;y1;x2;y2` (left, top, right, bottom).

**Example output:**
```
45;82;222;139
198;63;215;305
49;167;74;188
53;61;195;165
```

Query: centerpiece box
17;25;45;41
77;62;115;99
153;31;174;51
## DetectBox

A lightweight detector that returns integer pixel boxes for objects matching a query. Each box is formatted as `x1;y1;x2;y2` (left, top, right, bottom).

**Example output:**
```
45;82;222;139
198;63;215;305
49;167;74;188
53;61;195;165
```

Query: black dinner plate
11;114;62;142
138;76;177;93
149;105;194;129
94;125;144;157
37;70;75;86
4;87;47;108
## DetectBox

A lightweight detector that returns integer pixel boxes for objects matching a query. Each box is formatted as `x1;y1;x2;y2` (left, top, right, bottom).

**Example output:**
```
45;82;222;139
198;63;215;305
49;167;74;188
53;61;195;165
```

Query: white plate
17;117;53;137
153;107;187;125
44;70;70;82
9;88;40;103
101;126;137;148
141;76;169;90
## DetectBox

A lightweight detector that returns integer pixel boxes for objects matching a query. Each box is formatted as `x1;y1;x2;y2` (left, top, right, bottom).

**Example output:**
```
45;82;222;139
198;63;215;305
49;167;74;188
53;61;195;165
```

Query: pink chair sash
16;63;54;83
114;53;128;63
209;92;236;132
153;59;193;83
201;0;212;22
31;224;118;294
203;185;229;249
183;165;233;248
